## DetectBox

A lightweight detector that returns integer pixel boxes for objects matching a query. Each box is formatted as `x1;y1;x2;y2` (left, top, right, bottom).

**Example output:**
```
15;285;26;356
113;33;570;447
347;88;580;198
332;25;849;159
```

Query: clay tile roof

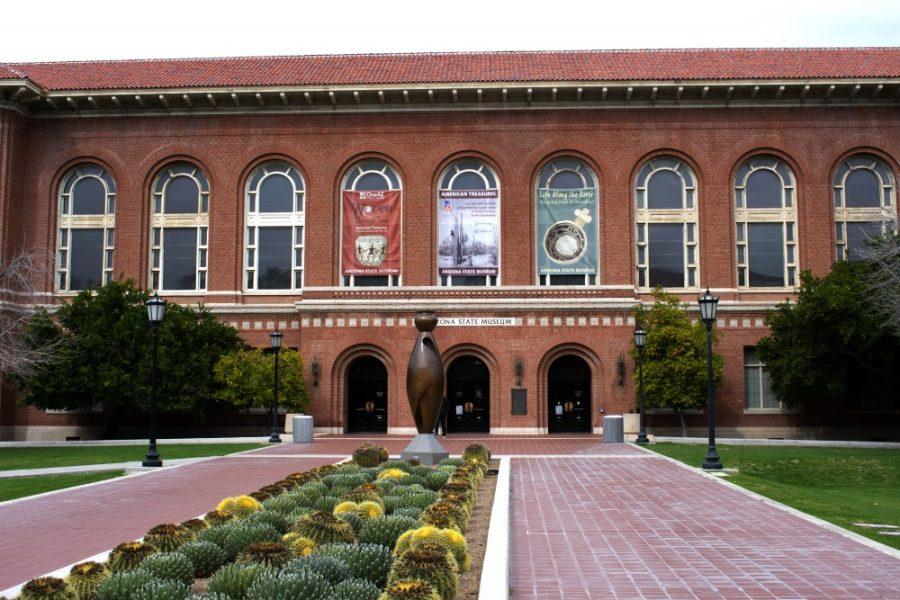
3;48;899;92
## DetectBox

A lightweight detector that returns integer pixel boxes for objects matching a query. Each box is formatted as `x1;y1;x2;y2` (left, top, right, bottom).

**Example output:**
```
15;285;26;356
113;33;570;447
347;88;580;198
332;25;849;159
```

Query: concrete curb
651;436;900;449
479;456;511;600
630;443;900;562
0;437;271;448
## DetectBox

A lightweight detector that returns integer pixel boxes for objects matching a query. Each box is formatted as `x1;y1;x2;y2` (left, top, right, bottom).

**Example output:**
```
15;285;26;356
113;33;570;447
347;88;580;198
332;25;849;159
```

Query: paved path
2;435;899;599
0;451;332;590
509;448;900;599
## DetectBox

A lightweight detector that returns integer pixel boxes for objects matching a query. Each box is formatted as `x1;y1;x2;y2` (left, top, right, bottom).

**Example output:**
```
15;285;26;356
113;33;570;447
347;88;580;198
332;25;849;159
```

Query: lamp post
698;288;722;470
143;293;165;467
269;330;283;443
634;328;649;445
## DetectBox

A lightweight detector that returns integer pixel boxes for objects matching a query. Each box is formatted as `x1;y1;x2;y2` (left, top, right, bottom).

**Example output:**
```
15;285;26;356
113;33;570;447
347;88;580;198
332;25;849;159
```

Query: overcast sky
1;0;897;63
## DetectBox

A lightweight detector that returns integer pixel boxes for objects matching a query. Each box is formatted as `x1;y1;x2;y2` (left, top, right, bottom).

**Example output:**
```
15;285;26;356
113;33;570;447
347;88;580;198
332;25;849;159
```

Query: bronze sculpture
406;311;444;433
401;311;449;464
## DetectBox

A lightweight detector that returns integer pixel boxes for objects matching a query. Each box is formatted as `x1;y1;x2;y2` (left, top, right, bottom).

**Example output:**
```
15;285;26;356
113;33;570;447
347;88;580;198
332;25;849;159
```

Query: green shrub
388;543;458;600
284;554;351;584
138;552;194;584
352;443;382;468
381;460;413;473
106;541;157;573
245;570;333;600
176;541;226;578
131;579;190;600
358;515;418;549
392;484;428;496
262;494;301;515
332;577;381;600
236;542;294;567
378;580;440;600
222;523;280;560
94;570;157;600
335;511;365;535
392;507;423;520
18;576;74;599
207;563;275;598
383;492;437;513
144;523;195;552
461;444;490;464
244;510;292;534
424;471;450;491
437;458;464;467
196;524;232;549
314;495;339;512
314;543;393;586
66;561;107;600
292;511;356;545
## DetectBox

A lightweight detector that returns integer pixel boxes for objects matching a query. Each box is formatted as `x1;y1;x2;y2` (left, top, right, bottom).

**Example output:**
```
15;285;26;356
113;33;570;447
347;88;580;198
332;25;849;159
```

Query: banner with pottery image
536;187;598;275
437;189;500;276
341;190;401;275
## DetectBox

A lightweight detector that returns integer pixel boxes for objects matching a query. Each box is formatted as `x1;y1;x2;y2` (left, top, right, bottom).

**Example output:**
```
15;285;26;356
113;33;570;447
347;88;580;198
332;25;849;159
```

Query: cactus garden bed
10;442;497;600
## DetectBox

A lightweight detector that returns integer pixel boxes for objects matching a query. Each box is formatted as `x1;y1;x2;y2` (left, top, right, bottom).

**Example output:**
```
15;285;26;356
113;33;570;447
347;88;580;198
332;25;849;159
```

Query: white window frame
743;347;784;412
56;165;116;292
833;154;896;261
635;156;698;290
735;156;798;289
535;158;599;286
339;159;402;287
244;161;305;292
437;159;501;287
149;163;210;293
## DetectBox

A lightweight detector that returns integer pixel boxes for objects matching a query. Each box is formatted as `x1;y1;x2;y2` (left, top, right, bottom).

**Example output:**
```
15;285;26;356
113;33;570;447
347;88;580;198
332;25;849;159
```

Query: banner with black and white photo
438;189;499;276
536;187;598;275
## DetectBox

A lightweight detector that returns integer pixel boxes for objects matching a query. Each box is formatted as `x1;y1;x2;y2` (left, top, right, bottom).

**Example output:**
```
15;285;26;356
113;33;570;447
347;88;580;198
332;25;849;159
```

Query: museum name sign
437;317;518;327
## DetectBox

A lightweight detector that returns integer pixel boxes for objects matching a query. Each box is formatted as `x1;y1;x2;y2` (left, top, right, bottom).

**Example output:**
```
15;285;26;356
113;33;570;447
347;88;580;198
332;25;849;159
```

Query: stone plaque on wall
511;388;527;415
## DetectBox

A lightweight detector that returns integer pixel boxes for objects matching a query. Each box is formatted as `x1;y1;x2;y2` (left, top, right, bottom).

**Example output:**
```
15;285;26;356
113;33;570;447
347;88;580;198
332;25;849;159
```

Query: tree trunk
102;403;125;439
677;409;687;437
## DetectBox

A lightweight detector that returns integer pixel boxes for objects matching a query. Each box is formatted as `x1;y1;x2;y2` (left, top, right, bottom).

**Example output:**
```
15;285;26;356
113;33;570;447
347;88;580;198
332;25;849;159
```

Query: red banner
341;190;401;275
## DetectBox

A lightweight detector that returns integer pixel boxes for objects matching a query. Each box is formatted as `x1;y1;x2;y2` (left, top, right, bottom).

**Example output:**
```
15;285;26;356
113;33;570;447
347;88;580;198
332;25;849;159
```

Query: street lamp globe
698;287;719;325
634;328;647;349
146;293;166;324
270;330;283;349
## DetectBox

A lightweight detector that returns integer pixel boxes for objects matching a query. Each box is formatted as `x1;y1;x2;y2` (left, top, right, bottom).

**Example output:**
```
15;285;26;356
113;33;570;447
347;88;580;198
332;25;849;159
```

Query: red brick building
1;48;898;440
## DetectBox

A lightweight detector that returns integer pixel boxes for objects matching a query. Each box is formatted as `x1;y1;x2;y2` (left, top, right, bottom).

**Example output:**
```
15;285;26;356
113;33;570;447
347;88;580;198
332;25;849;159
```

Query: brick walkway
0;452;331;590
510;454;900;599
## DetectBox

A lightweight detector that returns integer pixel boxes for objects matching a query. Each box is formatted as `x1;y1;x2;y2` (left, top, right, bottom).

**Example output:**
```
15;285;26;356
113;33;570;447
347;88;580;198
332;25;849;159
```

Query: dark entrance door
547;355;592;433
446;356;490;433
347;356;388;433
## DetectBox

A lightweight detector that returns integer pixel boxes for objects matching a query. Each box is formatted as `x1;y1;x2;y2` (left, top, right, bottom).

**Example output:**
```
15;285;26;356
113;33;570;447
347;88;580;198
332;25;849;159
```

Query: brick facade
1;52;899;440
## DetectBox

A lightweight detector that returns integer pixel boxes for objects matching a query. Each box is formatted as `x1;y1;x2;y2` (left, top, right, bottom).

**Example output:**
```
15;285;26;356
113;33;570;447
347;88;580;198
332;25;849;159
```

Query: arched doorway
446;356;490;433
547;355;591;433
346;356;388;433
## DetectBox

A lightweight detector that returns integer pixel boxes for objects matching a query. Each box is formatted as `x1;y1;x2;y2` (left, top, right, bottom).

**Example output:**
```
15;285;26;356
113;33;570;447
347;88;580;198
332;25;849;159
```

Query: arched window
535;158;599;286
57;164;116;291
437;159;500;286
734;156;797;288
340;159;402;287
244;161;305;291
149;162;209;291
634;156;698;289
833;154;896;262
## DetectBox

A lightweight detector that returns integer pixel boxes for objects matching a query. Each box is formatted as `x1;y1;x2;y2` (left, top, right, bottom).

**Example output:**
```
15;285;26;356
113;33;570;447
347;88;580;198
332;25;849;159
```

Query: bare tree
0;249;61;377
865;234;900;337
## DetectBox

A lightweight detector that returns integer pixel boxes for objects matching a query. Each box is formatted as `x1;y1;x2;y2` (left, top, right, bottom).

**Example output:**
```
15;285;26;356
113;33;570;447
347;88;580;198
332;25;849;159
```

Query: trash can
602;415;624;443
292;415;314;443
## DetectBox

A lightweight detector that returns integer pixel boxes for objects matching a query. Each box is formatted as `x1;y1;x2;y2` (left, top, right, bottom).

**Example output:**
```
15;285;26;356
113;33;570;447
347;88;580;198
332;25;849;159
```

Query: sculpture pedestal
401;433;449;466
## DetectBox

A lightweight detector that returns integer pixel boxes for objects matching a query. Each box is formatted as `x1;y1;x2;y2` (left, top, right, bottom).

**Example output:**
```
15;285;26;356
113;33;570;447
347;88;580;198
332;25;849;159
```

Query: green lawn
0;470;125;502
0;443;264;471
649;443;900;550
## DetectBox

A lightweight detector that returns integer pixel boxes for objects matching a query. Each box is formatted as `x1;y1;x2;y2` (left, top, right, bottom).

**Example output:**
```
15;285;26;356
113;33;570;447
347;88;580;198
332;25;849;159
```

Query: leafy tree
757;262;900;412
19;280;245;436
632;289;724;436
213;348;309;415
